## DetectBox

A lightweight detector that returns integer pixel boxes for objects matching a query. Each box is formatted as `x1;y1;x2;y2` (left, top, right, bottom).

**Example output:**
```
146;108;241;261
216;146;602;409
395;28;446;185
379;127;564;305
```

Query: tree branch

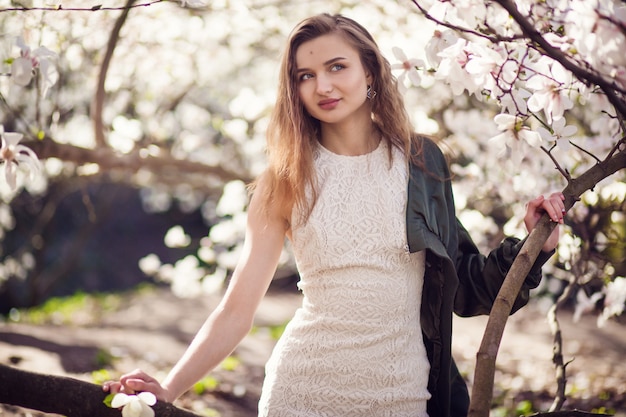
547;277;577;412
26;139;251;187
468;147;626;417
92;0;137;148
0;364;202;417
0;1;164;13
494;0;626;119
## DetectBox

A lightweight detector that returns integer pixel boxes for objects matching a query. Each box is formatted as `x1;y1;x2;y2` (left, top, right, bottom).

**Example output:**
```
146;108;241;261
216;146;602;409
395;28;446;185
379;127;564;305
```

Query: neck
319;119;380;156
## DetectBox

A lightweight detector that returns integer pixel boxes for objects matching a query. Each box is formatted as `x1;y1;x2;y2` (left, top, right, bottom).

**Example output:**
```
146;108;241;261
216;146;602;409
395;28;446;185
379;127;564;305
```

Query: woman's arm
453;192;565;317
104;177;288;402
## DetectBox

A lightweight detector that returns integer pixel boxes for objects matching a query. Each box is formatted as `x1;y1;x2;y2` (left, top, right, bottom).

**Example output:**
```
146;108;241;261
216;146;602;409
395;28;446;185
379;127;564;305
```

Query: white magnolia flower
499;88;530;115
111;392;157;417
489;114;542;164
435;38;477;95
424;29;458;68
526;60;573;122
537;117;577;150
390;47;424;93
598;277;626;327
0;126;42;190
464;43;509;94
180;0;206;7
572;289;603;322
11;37;58;96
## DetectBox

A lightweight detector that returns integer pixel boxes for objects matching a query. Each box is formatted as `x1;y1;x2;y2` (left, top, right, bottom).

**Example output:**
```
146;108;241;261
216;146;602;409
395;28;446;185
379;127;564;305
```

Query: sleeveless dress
258;141;431;417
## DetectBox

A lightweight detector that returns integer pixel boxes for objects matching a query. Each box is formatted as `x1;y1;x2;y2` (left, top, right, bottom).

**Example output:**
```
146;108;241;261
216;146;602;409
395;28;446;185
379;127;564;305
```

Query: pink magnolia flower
0;126;42;190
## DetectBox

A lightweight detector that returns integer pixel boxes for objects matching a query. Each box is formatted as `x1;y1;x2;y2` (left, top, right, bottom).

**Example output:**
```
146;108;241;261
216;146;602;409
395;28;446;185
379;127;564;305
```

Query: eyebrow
296;56;347;74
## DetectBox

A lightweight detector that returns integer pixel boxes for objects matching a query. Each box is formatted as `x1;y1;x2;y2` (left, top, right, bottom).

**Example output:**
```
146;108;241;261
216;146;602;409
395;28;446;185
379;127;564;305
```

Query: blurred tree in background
0;0;624;330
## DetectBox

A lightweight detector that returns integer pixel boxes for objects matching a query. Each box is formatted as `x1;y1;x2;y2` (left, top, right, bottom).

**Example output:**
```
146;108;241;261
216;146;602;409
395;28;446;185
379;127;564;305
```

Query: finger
102;381;123;394
543;198;565;223
549;192;566;211
120;369;152;384
526;195;545;211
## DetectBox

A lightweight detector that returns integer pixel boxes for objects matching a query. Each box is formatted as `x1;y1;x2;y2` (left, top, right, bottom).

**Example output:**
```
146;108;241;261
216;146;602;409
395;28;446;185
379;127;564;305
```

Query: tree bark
0;364;202;417
468;148;626;417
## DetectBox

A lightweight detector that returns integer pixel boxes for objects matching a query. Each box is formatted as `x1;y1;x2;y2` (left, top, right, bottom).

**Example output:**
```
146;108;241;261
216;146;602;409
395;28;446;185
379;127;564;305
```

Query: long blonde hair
252;13;421;223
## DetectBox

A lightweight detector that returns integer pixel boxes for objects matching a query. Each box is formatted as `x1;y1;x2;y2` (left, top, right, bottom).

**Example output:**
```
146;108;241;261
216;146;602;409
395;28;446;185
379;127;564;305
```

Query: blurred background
0;1;625;415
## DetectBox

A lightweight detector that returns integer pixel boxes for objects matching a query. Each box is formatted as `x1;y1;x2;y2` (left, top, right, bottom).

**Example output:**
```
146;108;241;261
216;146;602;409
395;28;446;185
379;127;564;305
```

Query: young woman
104;13;565;417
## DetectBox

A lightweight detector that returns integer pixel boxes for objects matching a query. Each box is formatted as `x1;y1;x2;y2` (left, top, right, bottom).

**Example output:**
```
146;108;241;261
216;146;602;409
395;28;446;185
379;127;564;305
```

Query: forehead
295;33;360;67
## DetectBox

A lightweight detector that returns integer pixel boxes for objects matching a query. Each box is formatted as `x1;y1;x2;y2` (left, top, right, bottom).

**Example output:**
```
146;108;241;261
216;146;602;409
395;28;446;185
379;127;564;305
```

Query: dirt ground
1;285;625;416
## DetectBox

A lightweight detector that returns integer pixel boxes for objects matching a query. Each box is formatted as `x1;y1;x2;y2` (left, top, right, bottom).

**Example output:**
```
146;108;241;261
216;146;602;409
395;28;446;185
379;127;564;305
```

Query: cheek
298;84;316;112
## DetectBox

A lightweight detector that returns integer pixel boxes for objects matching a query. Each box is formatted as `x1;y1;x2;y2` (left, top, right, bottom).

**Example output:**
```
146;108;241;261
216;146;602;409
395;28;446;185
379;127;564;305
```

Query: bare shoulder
247;173;289;235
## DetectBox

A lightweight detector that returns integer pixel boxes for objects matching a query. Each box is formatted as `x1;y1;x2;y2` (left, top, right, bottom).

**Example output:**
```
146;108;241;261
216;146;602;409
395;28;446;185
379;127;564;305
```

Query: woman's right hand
103;369;173;403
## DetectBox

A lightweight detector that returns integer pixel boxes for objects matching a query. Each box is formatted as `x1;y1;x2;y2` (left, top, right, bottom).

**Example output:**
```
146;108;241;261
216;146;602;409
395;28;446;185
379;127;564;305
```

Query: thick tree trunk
0;364;202;417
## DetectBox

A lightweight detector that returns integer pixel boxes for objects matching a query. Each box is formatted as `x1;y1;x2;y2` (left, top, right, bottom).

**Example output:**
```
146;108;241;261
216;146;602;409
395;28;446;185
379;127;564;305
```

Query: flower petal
408;69;422;86
137;392;157;406
4;161;17;190
10;58;33;87
111;393;131;408
123;398;143;417
519;129;542;147
561;125;577;137
392;46;407;61
2;132;24;146
139;401;155;417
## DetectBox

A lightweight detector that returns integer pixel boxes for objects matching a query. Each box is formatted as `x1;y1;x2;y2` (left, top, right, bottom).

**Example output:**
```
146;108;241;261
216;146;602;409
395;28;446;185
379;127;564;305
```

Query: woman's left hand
524;192;566;252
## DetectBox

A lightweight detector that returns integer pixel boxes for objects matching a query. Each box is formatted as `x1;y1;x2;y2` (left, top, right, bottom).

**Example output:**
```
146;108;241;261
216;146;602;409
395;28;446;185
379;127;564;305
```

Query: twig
0;1;164;13
540;145;571;181
547;277;578;412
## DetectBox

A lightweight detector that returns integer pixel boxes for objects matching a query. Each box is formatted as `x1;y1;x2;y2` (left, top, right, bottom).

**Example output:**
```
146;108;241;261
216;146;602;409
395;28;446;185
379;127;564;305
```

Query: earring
367;85;377;100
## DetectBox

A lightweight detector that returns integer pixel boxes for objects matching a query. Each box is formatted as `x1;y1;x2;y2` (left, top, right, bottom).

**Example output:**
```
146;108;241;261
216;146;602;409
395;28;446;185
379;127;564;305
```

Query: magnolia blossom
11;37;58;96
598;276;626;327
424;29;458;68
111;392;157;417
573;289;603;322
435;38;478;95
180;0;206;7
464;43;509;94
499;88;530;115
390;47;424;92
537;117;577;150
0;127;42;190
526;60;574;123
489;113;542;164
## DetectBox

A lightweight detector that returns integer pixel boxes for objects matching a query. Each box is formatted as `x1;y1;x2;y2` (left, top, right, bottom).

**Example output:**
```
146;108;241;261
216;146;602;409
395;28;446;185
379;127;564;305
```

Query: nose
315;74;332;95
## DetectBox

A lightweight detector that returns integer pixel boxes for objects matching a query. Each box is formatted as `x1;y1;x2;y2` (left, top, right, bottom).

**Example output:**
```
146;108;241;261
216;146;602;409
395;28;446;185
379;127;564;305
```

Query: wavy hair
252;13;422;224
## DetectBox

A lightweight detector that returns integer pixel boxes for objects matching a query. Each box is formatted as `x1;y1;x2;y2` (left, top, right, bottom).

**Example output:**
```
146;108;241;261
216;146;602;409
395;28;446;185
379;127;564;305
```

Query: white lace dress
258;141;431;417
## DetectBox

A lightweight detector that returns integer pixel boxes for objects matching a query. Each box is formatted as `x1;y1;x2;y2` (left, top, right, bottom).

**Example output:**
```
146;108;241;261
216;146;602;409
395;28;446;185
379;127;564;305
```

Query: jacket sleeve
452;218;554;317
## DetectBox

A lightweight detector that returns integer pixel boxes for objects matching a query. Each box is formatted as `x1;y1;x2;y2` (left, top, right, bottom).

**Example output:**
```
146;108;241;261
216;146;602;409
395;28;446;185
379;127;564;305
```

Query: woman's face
295;33;371;126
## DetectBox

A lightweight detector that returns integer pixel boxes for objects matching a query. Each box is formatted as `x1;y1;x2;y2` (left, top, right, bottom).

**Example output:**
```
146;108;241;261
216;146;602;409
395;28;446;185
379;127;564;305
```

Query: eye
299;73;313;82
330;63;345;72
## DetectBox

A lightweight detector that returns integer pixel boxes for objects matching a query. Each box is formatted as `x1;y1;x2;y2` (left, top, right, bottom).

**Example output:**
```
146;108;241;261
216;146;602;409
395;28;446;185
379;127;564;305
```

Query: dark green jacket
406;137;552;417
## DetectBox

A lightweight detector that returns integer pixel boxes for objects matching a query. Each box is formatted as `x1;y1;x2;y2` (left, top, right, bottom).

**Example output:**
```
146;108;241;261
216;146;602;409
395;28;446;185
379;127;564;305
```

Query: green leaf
103;393;115;408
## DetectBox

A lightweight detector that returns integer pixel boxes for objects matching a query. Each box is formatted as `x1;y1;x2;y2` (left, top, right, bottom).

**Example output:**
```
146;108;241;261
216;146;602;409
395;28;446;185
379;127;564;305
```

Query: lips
318;98;340;110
